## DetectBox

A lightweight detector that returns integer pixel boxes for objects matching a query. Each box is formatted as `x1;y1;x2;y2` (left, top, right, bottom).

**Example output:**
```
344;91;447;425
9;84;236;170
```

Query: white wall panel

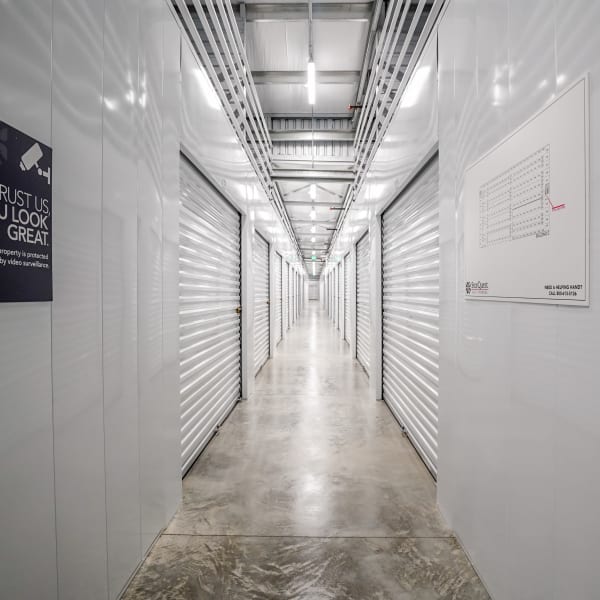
161;2;184;528
137;0;167;554
102;0;141;596
51;1;107;597
438;2;600;599
0;1;57;598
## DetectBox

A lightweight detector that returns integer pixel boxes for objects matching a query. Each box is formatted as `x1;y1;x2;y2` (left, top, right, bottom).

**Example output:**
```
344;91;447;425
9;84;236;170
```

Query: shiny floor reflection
124;303;489;599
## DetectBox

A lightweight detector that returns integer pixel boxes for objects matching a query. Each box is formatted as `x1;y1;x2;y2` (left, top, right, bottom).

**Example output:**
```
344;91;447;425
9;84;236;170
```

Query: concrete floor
124;303;488;599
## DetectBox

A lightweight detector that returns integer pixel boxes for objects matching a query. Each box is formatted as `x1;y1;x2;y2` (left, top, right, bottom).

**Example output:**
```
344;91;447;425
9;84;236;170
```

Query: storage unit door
337;268;341;330
179;157;241;475
382;156;440;477
356;233;370;374
253;232;270;374
289;269;293;325
275;253;283;344
329;275;332;315
344;254;350;343
293;272;297;321
283;262;289;331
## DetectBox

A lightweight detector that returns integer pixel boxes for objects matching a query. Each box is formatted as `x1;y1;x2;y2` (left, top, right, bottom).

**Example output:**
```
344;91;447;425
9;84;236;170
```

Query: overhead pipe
328;0;444;258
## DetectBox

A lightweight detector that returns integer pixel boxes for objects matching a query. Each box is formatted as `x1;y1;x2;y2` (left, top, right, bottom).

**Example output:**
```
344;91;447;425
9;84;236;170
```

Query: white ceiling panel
313;21;370;70
257;82;357;114
246;21;308;71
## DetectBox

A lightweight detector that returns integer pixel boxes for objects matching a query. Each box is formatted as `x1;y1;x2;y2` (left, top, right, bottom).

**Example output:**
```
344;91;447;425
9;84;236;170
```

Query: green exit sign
311;255;316;261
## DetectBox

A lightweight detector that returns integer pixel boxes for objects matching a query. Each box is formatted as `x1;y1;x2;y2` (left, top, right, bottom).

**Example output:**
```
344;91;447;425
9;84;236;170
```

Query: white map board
464;76;589;305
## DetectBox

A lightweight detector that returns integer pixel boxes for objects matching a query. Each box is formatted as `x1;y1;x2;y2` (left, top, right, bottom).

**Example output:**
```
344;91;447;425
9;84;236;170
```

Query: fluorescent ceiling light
310;208;317;220
311;236;316;243
400;65;431;109
309;183;316;200
195;67;221;111
307;61;316;105
310;225;316;233
312;262;316;276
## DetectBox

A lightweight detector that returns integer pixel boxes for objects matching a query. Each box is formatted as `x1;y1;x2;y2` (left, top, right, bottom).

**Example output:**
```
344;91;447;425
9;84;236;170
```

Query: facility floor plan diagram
479;145;551;248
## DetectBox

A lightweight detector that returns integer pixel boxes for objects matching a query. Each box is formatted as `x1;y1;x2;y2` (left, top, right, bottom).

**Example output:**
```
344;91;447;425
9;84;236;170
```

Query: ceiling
233;0;376;278
180;0;439;279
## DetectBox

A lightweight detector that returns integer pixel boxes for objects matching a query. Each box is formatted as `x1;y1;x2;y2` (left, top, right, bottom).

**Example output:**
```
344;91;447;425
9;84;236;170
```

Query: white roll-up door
356;232;370;374
289;267;293;325
179;157;241;475
281;260;290;332
336;267;341;330
253;231;270;375
329;272;333;319
283;261;291;331
293;271;297;322
382;156;439;477
275;253;282;344
333;268;337;327
344;253;350;343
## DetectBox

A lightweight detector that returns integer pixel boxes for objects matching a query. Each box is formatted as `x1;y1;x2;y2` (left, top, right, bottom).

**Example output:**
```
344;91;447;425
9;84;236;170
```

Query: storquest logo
466;281;488;295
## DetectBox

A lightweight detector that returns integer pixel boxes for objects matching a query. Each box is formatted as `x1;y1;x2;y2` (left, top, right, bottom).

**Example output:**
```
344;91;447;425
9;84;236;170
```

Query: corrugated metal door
254;231;270;374
382;156;439;477
344;253;350;343
287;265;295;327
275;253;283;344
283;261;289;331
329;272;333;319
293;270;297;322
356;232;370;374
336;267;341;330
179;157;241;475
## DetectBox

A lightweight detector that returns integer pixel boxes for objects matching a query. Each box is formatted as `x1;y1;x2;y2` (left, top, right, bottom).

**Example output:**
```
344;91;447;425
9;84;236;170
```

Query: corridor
123;303;488;599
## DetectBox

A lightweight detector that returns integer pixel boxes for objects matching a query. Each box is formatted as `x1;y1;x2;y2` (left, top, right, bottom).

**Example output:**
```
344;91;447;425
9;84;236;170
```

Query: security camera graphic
20;142;51;184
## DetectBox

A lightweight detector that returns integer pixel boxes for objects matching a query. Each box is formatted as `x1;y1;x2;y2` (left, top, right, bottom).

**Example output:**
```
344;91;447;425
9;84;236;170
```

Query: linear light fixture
309;183;316;200
307;61;316;105
309;207;317;220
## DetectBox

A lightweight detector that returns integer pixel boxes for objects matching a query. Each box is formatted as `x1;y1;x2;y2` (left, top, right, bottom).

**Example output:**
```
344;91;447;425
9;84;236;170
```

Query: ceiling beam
296;231;333;237
271;130;355;142
253;70;361;85
243;2;372;22
285;200;343;207
291;219;338;226
266;112;354;119
272;170;355;183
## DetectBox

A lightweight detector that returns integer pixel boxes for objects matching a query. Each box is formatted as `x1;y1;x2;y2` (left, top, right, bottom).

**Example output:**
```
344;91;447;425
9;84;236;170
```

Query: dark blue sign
0;121;52;302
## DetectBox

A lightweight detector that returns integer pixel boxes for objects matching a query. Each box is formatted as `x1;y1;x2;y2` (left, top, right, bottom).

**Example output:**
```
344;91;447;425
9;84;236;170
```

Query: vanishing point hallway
124;303;488;599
